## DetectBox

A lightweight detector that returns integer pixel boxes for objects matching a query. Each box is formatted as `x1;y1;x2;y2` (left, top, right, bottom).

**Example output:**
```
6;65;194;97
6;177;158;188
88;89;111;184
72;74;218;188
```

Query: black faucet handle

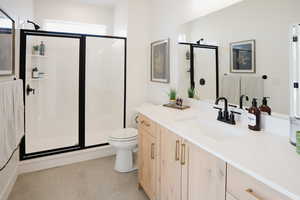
229;111;241;125
213;107;223;120
230;111;241;115
213;106;222;111
229;104;238;108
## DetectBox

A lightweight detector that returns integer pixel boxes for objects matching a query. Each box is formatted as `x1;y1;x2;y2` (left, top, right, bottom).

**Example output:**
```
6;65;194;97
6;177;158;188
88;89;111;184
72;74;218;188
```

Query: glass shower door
85;37;126;146
24;34;80;154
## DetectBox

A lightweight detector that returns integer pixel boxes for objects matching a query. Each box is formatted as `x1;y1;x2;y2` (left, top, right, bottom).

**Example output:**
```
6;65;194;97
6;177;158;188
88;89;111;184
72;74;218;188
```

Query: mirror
177;0;300;115
0;9;15;76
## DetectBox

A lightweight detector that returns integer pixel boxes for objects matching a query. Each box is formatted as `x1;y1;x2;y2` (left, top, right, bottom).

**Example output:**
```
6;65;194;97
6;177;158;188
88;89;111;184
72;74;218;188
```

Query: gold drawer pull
181;143;186;165
141;120;150;127
151;143;155;159
175;140;180;161
245;189;262;200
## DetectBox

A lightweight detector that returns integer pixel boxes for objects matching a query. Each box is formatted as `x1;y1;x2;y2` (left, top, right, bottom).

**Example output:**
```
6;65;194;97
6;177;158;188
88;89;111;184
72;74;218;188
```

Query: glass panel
85;37;125;146
25;35;80;153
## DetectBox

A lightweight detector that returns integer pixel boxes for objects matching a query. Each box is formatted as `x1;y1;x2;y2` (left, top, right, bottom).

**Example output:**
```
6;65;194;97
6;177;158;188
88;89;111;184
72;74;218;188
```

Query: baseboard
0;165;18;200
18;145;115;174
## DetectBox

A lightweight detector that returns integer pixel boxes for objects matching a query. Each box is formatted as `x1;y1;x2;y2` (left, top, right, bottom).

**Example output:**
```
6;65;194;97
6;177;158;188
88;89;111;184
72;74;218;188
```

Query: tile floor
8;156;148;200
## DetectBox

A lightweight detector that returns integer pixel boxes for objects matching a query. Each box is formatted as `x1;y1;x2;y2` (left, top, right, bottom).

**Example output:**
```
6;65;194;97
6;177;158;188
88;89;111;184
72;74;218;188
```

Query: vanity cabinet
160;127;183;200
138;114;291;200
159;126;226;200
138;115;159;200
227;165;292;200
184;141;226;200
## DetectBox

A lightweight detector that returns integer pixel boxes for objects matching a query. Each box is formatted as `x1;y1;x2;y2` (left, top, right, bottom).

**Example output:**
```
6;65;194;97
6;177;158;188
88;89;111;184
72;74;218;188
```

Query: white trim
18;145;115;174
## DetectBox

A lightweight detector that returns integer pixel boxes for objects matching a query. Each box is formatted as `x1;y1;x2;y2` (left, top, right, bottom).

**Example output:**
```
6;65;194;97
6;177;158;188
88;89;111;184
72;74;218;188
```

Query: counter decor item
259;97;271;115
151;39;170;83
297;131;300;154
168;88;177;105
230;40;256;73
248;98;261;131
176;98;183;107
188;87;195;98
163;102;190;110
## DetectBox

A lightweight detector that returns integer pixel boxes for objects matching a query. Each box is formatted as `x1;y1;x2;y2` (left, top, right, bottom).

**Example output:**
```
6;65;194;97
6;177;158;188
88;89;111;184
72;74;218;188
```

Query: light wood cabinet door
183;141;226;200
160;128;182;200
139;128;157;200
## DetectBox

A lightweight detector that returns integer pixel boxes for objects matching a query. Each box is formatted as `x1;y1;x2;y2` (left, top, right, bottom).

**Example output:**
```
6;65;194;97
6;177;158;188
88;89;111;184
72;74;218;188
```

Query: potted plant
187;87;196;106
168;89;177;104
32;45;39;55
188;87;195;98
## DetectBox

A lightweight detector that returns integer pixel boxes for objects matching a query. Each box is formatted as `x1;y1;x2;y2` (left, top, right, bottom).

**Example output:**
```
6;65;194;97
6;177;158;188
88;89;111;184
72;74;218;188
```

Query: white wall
180;0;300;114
33;0;149;127
34;0;115;35
147;0;244;104
125;0;149;126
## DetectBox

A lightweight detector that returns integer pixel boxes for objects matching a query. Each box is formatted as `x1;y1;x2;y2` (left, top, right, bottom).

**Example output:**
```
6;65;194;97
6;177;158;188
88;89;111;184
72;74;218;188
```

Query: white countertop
137;103;300;200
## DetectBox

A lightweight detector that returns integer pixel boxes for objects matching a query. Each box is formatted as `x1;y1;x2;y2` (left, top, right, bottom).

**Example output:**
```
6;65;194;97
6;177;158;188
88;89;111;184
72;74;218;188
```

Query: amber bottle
248;98;261;131
259;97;271;115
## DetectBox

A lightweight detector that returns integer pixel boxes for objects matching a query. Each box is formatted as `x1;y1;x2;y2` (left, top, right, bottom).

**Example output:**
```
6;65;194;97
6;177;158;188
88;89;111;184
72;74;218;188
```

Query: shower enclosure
19;30;126;160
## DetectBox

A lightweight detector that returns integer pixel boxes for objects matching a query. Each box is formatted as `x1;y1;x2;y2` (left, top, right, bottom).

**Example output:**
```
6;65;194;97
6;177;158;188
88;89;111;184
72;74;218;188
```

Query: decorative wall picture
151;39;170;83
230;40;255;73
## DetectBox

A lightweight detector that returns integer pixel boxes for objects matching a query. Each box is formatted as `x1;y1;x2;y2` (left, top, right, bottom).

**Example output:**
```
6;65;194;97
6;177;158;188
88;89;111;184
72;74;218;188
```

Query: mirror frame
0;8;15;76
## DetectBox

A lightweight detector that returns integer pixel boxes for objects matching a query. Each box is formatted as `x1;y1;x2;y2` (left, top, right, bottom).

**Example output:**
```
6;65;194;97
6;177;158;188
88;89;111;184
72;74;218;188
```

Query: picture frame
151;39;170;83
230;40;255;73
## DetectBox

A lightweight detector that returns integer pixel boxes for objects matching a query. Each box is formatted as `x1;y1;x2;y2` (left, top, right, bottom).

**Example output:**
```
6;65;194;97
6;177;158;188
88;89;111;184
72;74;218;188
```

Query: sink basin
175;118;247;141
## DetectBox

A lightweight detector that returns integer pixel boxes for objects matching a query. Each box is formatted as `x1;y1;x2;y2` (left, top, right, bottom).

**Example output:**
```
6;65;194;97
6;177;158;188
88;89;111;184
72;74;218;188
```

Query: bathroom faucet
240;95;249;109
214;97;240;125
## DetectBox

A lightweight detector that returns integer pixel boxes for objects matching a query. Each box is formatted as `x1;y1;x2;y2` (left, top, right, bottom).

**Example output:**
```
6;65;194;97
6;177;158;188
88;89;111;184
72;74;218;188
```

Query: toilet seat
109;128;138;142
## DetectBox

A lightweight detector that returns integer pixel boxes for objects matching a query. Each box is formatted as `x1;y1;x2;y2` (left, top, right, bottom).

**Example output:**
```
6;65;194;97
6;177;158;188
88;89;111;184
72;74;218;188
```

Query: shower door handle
26;84;35;96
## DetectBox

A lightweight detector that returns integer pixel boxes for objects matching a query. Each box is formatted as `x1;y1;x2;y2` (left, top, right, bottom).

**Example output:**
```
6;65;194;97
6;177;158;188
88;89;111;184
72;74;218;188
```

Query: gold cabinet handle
141;120;150;127
175;140;180;161
151;143;155;159
245;189;262;200
181;143;186;165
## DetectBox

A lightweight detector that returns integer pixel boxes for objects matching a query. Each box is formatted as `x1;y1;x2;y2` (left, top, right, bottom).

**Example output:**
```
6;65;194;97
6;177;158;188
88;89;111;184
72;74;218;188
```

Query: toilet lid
109;128;138;140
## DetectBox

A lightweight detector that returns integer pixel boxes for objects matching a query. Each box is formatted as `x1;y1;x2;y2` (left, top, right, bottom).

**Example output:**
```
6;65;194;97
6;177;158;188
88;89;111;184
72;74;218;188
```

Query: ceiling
67;0;119;7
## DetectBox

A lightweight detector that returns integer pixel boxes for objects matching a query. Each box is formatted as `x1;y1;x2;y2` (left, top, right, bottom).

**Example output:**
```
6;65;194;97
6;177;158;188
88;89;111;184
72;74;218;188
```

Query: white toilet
109;128;138;173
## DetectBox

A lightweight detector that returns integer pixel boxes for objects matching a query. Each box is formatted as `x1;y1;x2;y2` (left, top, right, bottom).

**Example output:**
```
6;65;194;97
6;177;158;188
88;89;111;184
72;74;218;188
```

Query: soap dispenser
248;98;261;131
259;97;271;115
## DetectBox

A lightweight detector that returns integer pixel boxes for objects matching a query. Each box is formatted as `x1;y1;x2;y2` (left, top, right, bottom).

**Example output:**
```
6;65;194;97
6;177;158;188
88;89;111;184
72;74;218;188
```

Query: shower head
27;20;40;31
196;38;204;45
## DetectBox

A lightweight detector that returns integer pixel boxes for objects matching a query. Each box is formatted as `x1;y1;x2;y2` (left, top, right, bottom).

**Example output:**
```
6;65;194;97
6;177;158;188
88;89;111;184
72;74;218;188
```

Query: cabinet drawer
227;165;291;200
138;114;156;137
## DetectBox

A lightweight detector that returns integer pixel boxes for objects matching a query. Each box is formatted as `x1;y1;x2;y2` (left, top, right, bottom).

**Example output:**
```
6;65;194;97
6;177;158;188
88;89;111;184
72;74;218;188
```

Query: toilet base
114;149;137;172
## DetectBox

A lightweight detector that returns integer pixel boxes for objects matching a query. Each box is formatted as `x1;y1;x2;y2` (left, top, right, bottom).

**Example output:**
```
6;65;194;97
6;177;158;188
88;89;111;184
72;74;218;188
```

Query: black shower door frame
19;29;127;160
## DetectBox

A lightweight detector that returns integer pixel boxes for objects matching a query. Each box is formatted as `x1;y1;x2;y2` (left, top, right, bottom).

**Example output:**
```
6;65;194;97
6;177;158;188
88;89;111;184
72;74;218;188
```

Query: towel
241;76;264;107
220;75;240;105
0;80;24;169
